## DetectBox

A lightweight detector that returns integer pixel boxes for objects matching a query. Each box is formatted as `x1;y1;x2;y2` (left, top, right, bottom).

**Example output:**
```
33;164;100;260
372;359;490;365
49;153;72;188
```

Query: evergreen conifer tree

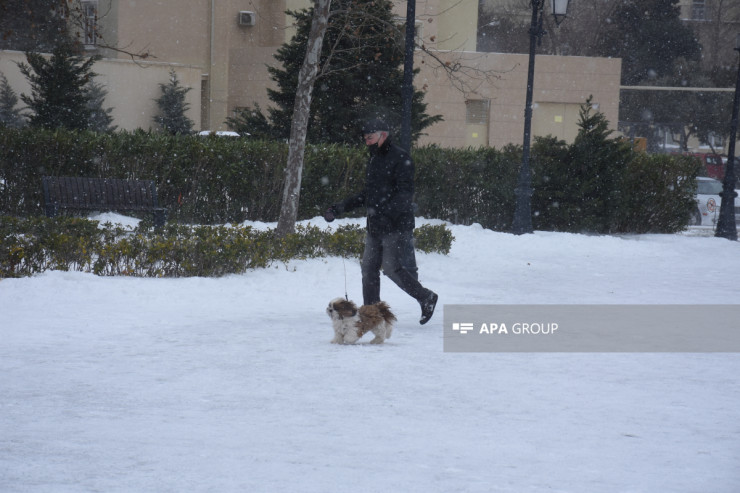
567;98;632;232
0;0;68;52
228;0;441;145
0;72;25;128
153;69;194;135
86;81;116;133
597;0;701;85
17;40;98;130
533;97;632;233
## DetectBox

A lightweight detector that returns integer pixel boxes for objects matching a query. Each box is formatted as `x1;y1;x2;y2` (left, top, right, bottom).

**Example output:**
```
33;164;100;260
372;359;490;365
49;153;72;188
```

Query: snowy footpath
1;216;739;492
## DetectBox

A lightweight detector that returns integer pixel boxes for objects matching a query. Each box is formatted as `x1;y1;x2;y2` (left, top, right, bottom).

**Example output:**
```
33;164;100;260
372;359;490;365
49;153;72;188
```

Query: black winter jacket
337;136;415;235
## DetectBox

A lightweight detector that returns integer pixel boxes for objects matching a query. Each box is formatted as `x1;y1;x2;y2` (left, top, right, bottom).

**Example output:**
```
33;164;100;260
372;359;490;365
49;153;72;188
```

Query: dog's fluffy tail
374;301;397;325
375;301;396;339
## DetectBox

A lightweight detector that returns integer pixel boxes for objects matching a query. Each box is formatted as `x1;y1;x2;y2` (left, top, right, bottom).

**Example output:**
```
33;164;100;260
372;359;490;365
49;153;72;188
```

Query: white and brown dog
326;298;396;344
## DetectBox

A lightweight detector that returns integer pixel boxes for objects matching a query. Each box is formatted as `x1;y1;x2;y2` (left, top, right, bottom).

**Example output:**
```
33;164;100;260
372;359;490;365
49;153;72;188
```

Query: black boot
419;291;438;325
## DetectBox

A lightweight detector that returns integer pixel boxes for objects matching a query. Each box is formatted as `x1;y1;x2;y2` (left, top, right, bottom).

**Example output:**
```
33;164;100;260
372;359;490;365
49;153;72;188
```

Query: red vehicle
685;153;724;180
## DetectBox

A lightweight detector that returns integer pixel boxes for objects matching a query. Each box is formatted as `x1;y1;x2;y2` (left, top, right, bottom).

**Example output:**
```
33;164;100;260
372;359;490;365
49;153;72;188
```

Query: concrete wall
394;0;476;51
415;50;622;148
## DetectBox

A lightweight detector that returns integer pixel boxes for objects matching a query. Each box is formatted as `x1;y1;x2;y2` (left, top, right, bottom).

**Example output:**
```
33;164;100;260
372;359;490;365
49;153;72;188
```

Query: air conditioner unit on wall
239;11;255;26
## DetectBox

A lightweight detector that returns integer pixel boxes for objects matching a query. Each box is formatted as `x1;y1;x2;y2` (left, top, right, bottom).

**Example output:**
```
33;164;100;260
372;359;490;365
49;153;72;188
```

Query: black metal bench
42;176;167;227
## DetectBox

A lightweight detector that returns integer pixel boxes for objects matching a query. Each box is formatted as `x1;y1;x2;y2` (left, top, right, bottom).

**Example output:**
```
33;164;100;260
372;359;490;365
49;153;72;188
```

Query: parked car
674;153;724;180
699;153;725;180
690;177;740;226
197;130;242;137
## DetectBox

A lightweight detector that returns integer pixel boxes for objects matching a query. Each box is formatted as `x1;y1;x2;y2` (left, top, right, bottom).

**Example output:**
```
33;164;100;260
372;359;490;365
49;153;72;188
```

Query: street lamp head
551;0;570;26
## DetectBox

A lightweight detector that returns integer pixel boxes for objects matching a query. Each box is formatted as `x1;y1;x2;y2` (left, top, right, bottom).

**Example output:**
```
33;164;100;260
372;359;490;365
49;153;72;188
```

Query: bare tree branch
417;44;509;96
319;0;511;97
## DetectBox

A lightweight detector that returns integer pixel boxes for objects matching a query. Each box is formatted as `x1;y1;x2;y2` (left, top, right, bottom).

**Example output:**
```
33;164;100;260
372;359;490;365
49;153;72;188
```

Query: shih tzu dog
326;297;396;344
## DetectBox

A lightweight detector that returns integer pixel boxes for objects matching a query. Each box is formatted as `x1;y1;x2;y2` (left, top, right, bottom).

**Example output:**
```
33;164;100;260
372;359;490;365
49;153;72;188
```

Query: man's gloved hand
324;205;339;222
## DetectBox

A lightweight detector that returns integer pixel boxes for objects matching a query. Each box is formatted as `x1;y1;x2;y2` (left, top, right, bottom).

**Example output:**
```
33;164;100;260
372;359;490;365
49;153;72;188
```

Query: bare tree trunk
275;0;332;237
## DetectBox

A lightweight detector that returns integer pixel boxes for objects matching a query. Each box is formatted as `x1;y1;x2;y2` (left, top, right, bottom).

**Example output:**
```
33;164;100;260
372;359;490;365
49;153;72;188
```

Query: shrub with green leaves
414;145;520;230
617;153;700;233
530;99;698;234
0;110;700;234
0;217;454;278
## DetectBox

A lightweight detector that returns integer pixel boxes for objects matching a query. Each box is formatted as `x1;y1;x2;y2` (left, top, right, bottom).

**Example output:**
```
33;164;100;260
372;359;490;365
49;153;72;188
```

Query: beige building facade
0;0;622;149
413;49;621;148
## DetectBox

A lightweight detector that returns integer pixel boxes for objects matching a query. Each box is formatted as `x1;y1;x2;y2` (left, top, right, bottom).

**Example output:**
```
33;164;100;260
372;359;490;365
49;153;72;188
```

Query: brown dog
326;298;396;344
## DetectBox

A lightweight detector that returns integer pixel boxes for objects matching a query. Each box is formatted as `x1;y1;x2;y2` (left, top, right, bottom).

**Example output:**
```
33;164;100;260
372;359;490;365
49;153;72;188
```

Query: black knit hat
361;118;389;134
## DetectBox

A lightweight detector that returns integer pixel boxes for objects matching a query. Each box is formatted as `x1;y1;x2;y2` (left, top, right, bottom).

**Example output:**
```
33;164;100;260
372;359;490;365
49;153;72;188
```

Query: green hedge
414;144;521;230
530;135;700;234
0;128;367;224
616;153;700;233
0;126;699;233
0;216;454;278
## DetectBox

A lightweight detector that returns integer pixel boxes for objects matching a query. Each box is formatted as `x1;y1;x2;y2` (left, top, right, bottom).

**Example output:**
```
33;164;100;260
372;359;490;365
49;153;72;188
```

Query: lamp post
511;0;570;235
715;33;740;241
400;0;416;153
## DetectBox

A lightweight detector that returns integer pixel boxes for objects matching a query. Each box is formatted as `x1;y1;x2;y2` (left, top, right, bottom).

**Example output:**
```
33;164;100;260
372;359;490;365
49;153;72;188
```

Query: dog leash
342;256;349;301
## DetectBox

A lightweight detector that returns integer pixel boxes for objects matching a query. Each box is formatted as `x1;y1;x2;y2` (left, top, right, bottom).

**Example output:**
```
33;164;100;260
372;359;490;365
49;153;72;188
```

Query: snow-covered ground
1;215;739;492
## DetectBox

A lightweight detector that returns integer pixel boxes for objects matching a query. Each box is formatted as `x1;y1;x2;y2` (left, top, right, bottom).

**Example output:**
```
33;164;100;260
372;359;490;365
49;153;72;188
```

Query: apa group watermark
453;321;559;335
444;304;740;353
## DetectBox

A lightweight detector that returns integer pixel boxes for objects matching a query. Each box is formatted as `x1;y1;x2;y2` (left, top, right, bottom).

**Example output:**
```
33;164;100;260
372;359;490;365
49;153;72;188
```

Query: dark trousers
361;230;429;305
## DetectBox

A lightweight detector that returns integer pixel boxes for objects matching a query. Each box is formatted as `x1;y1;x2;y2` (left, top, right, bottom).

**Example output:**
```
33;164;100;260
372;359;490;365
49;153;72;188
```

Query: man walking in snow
324;118;438;324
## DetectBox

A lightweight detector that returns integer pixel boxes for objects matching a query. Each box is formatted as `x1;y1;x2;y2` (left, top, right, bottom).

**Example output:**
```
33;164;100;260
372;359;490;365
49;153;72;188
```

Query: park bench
42;176;167;227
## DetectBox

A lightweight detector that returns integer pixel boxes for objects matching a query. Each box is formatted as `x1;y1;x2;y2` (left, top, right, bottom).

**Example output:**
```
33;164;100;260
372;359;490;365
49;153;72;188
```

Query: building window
465;99;490;125
703;132;725;149
82;1;98;46
656;126;682;151
691;0;706;21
